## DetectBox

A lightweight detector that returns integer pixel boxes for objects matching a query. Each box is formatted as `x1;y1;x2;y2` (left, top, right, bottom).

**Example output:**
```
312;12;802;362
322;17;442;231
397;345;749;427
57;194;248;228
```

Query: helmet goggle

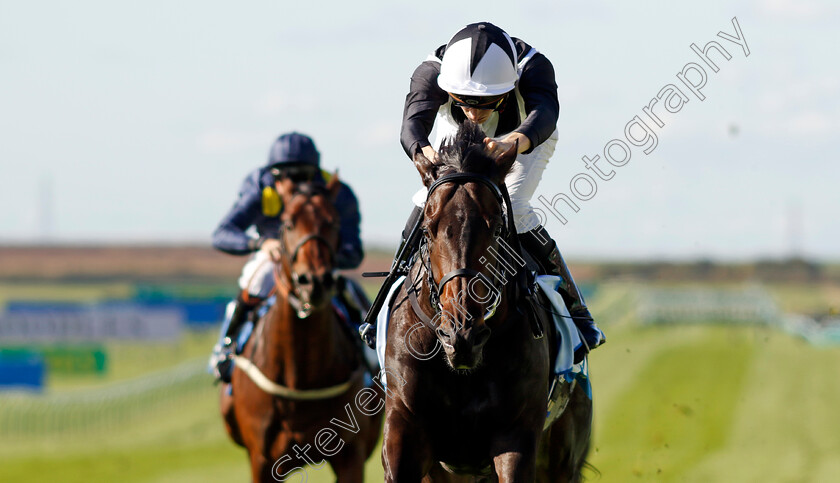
271;164;318;183
449;92;507;110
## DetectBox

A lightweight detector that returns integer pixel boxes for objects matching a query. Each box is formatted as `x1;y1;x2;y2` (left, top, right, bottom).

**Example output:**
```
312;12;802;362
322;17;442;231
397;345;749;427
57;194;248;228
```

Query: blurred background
1;0;838;482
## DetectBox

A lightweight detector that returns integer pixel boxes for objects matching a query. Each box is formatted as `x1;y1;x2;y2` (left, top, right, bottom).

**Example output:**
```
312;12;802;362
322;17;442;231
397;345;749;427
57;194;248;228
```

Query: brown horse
381;122;592;482
221;176;383;483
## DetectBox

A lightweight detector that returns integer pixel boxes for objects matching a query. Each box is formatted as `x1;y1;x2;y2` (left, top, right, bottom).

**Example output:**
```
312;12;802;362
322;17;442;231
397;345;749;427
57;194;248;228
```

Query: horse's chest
438;386;500;418
404;366;546;459
419;382;509;437
424;400;503;471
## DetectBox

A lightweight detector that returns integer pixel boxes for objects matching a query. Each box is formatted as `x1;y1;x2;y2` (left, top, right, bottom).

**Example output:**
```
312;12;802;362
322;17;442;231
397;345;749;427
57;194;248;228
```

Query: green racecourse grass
1;284;839;482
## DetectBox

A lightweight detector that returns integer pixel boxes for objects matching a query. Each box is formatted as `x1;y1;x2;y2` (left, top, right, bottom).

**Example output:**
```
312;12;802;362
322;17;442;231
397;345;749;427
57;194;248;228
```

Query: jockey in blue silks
209;132;368;382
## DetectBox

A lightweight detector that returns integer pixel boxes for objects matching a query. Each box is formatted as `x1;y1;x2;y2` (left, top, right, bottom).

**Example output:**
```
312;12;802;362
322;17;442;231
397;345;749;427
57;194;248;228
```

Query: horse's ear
489;139;518;185
326;170;341;202
413;149;438;188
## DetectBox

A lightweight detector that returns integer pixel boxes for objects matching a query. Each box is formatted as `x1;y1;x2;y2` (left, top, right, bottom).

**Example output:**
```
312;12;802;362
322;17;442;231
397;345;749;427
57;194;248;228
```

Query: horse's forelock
438;122;495;176
283;182;334;221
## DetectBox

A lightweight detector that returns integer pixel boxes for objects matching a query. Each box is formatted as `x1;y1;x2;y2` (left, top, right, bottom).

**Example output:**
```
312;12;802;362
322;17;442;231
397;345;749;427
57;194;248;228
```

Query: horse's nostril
296;273;310;285
474;327;492;347
436;328;454;345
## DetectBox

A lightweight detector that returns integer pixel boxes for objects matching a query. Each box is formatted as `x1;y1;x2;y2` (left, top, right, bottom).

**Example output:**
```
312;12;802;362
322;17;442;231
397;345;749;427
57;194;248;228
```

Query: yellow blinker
261;186;282;217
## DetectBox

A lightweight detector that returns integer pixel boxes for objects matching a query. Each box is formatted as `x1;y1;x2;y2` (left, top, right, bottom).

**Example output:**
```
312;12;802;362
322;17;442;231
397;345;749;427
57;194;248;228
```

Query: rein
235;187;360;400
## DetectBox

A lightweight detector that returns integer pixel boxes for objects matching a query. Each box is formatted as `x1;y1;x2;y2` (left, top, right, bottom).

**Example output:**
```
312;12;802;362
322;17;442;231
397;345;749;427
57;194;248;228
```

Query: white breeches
238;250;275;299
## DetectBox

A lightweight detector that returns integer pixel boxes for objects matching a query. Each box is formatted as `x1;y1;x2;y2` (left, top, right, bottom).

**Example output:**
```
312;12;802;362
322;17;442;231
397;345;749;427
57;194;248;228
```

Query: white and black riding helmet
438;22;518;105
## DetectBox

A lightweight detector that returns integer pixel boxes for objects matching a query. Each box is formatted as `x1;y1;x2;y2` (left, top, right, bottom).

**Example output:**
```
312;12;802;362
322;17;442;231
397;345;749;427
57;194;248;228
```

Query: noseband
286;233;335;268
412;172;517;326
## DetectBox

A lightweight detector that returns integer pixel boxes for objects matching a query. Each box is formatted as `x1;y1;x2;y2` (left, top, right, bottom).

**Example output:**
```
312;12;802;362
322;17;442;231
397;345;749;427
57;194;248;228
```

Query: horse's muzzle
438;324;491;371
295;271;336;313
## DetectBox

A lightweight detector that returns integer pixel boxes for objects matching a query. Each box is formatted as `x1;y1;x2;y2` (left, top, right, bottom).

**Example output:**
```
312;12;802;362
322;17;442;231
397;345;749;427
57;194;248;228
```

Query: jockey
209;132;368;382
399;22;605;352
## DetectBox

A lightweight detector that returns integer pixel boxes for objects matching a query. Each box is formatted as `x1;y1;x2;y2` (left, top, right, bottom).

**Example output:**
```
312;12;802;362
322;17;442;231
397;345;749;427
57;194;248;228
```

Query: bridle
273;188;338;319
408;172;518;329
230;183;367;400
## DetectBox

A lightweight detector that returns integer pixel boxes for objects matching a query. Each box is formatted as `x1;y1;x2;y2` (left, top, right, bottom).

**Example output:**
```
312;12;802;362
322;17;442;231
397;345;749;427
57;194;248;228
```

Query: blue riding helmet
267;132;320;168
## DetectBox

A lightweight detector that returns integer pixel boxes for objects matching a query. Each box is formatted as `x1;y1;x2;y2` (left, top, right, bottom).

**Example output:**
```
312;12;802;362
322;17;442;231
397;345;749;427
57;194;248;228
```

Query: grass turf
2;280;839;482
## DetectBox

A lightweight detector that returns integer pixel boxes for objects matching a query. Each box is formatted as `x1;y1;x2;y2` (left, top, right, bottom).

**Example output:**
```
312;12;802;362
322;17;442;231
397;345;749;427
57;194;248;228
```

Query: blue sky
1;0;838;260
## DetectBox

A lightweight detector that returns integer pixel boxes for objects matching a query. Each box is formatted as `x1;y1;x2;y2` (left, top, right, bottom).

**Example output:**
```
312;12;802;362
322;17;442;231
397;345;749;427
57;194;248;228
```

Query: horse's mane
436;121;495;177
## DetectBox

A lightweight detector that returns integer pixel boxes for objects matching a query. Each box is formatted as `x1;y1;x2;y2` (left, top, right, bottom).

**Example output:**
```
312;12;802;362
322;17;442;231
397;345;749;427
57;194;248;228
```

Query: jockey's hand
421;145;439;163
485;132;531;155
260;238;283;262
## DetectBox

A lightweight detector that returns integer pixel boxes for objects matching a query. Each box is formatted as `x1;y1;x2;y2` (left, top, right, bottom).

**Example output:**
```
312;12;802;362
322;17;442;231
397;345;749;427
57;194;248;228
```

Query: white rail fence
636;286;840;345
0;359;212;437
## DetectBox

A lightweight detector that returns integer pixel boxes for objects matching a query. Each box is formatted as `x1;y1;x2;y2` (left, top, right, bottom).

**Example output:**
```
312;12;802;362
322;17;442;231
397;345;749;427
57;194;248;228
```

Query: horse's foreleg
491;433;539;483
220;385;246;447
545;386;593;482
328;441;366;483
249;451;276;483
424;464;479;483
382;408;431;483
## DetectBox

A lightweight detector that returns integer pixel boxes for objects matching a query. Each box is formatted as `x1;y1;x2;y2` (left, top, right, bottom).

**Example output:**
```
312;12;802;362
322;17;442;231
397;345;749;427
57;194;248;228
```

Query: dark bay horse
221;176;383;483
382;122;592;482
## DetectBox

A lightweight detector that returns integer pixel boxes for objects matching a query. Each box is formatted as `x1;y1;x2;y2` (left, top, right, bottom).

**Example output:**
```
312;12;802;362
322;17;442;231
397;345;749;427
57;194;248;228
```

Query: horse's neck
260;299;343;387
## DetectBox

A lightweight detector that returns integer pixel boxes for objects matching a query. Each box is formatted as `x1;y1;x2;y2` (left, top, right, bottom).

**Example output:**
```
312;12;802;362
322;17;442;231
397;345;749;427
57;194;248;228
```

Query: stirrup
210;338;235;383
359;322;376;350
